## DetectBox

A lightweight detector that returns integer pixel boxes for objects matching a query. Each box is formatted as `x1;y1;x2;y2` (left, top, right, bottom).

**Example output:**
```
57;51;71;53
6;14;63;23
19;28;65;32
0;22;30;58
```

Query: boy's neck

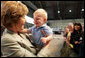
36;24;46;28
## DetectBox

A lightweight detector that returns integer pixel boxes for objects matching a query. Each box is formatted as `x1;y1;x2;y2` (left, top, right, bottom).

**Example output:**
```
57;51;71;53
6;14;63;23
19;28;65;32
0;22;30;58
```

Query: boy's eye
36;18;39;20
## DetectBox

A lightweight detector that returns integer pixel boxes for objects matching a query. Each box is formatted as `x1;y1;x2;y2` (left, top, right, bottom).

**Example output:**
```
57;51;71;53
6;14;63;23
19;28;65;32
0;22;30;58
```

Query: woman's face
34;14;45;27
74;25;80;31
16;16;27;32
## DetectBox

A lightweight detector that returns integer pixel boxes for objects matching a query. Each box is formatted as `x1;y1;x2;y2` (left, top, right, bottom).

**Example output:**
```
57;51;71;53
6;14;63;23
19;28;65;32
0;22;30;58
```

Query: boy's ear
44;19;47;23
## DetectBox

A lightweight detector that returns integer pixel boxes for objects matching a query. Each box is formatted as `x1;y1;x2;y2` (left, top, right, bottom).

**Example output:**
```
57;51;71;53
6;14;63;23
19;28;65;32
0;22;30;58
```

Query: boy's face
34;14;46;27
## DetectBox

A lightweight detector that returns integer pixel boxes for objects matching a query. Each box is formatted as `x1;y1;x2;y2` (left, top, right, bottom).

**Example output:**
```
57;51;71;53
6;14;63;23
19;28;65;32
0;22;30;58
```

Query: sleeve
29;27;32;32
1;37;36;57
43;26;53;35
29;26;34;33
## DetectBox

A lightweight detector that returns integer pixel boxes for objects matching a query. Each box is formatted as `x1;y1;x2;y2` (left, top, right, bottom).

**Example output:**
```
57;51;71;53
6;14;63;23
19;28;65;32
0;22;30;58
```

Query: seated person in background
61;23;75;57
67;22;74;48
61;27;71;57
70;23;83;56
20;9;53;52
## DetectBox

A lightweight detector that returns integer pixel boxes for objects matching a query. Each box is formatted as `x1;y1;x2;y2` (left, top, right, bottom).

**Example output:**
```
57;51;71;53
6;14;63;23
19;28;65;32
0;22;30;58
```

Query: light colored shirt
29;24;53;46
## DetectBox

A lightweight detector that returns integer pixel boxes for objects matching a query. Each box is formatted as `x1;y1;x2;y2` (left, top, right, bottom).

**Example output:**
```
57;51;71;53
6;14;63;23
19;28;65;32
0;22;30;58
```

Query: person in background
61;26;71;57
70;23;83;56
67;23;74;33
67;22;74;48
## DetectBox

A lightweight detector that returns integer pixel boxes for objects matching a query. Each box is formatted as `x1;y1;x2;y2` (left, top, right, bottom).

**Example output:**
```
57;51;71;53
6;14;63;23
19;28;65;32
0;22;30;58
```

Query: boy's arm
19;29;31;34
45;34;53;41
41;34;53;46
41;29;53;44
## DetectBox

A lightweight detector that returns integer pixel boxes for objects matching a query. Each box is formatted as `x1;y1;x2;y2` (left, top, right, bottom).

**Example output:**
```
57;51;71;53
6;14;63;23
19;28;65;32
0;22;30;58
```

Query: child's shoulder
43;25;52;30
42;25;53;34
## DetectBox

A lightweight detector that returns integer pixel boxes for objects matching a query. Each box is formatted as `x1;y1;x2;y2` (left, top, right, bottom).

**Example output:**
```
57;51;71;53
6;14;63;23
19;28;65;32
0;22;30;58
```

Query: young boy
20;9;53;48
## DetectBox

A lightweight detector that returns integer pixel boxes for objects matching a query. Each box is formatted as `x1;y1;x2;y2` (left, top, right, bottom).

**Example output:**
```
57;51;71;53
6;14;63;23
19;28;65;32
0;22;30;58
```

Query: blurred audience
62;22;84;57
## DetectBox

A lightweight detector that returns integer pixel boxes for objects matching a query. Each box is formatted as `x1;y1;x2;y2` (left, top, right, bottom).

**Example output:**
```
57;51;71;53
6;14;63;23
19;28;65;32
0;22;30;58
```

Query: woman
1;1;37;57
70;23;83;56
1;1;64;57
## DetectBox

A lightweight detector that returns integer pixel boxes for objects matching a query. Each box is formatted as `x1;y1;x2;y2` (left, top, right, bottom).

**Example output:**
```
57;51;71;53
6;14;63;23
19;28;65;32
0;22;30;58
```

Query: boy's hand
41;37;47;44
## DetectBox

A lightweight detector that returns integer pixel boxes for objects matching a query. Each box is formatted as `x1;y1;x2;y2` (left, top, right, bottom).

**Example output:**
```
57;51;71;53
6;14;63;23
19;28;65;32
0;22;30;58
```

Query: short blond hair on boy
33;9;48;20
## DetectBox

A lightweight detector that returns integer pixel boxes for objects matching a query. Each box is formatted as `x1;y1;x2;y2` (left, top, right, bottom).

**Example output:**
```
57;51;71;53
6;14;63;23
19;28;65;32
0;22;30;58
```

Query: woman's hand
75;41;79;44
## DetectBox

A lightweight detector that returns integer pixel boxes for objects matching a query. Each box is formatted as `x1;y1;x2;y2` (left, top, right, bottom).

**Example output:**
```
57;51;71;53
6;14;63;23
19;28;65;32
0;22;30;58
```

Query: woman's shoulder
1;31;16;44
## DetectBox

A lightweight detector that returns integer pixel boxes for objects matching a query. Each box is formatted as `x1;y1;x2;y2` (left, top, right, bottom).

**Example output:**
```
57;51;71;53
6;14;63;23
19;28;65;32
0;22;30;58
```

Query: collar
41;24;47;27
5;28;17;34
34;24;47;29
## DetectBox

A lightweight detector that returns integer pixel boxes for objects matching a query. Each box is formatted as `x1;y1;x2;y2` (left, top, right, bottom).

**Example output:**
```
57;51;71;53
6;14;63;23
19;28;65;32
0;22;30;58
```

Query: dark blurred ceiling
22;1;84;20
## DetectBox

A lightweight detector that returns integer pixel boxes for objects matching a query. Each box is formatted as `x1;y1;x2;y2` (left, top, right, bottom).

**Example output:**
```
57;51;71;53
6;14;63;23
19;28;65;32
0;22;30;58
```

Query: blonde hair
1;1;28;28
33;9;48;20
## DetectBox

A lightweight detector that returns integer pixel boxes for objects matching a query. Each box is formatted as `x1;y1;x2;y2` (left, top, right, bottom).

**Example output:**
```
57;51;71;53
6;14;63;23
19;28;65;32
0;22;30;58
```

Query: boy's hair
33;9;48;20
